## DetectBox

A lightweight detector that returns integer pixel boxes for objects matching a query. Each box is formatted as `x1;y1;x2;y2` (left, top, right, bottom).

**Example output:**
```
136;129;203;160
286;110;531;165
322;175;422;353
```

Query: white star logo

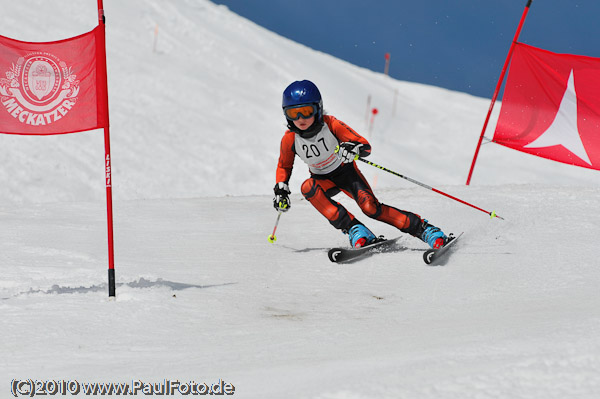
524;69;592;165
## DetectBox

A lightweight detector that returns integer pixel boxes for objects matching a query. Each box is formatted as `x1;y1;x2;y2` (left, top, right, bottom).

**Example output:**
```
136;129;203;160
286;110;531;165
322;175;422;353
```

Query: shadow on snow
2;277;236;299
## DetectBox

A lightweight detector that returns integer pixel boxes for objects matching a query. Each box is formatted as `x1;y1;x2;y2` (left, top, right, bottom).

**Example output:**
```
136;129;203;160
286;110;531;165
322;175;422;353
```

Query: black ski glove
273;182;291;212
336;142;363;163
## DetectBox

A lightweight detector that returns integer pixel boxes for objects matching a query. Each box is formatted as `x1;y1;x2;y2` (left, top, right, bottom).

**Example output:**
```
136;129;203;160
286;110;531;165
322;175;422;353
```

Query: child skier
274;80;448;249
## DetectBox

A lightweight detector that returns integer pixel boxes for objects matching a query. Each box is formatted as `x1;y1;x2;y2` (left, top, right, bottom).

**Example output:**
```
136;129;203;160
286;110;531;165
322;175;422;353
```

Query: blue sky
210;0;600;99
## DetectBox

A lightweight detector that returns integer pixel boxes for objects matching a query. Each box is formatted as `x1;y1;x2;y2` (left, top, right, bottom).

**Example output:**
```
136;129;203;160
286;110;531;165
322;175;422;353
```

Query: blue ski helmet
282;80;323;123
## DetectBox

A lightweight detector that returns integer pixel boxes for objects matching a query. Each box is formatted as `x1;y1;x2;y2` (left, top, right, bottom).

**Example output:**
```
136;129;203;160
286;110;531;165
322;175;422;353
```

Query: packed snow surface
1;1;599;398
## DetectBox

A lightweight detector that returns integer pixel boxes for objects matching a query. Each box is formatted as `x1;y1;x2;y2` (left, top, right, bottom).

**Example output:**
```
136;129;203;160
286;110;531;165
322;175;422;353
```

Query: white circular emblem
23;56;61;103
0;52;79;127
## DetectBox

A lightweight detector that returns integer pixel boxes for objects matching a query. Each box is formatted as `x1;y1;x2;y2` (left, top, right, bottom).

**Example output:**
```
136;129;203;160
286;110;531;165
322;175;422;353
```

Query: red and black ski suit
276;115;423;236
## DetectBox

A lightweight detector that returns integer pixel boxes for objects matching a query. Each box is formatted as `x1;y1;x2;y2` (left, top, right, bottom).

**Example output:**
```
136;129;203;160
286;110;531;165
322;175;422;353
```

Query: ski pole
358;157;504;220
267;211;283;243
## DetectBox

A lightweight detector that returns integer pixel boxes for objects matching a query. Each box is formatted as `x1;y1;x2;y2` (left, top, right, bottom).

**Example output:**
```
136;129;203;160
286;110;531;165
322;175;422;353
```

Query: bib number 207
302;138;329;158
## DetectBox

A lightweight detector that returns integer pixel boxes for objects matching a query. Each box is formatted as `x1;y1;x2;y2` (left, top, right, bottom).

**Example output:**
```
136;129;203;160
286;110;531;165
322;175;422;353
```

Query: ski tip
328;248;343;263
423;250;435;264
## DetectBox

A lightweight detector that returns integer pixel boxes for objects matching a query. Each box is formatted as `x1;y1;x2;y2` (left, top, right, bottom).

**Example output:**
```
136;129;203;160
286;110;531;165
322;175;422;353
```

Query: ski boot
346;223;377;248
418;219;447;249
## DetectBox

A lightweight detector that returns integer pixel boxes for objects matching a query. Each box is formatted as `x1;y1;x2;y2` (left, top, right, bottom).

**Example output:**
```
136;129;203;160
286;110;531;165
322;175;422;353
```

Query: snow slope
2;187;600;398
1;1;600;398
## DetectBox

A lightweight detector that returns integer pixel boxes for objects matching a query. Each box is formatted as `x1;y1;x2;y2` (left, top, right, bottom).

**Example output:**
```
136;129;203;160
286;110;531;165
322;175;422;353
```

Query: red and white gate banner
493;43;600;170
0;25;109;135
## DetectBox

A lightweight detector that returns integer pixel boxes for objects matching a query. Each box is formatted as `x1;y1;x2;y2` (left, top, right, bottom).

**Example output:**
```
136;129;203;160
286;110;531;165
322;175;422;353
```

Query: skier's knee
361;201;381;218
357;190;381;218
301;178;317;200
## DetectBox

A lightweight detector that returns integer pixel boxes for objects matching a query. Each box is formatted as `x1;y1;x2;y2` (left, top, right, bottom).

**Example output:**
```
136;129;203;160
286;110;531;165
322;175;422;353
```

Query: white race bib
294;124;342;175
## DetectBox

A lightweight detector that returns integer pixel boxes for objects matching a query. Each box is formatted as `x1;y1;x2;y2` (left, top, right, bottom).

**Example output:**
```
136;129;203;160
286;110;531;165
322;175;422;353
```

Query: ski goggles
283;104;317;120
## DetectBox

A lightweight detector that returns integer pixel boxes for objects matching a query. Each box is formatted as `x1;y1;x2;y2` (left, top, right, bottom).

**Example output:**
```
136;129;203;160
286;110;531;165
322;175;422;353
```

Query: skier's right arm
274;131;295;212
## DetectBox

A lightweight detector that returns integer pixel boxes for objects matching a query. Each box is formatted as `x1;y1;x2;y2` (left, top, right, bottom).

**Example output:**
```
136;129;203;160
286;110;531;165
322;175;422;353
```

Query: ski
327;232;463;264
327;236;401;263
423;232;463;265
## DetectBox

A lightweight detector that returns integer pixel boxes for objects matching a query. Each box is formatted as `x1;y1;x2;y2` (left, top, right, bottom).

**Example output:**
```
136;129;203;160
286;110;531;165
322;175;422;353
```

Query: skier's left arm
325;115;371;162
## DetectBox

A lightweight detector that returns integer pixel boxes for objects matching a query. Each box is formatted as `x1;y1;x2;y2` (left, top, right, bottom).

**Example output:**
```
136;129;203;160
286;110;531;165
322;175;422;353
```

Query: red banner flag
493;43;600;170
0;25;109;135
